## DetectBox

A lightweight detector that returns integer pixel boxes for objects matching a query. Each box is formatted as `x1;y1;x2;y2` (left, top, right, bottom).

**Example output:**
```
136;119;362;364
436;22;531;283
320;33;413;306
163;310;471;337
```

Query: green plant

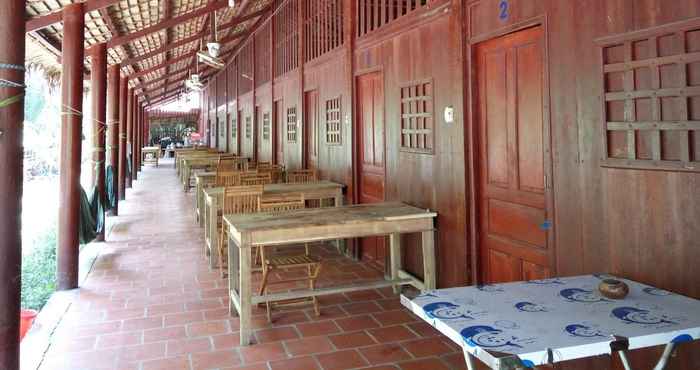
21;227;57;311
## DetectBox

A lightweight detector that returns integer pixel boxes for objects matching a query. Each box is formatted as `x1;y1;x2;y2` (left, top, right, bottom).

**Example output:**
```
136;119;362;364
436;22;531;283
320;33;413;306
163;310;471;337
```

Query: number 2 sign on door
499;0;509;21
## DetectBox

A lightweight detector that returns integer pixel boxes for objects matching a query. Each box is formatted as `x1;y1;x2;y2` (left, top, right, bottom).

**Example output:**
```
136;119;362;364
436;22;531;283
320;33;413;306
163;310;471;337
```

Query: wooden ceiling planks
26;0;122;32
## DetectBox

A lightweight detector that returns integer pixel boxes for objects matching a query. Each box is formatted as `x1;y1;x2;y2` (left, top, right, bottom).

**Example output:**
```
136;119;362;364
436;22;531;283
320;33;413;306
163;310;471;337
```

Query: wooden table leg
228;233;237;316
209;198;219;269
389;232;402;294
239;234;252;346
184;165;191;192
195;179;201;223
209;196;220;268
334;192;344;254
203;196;210;258
421;229;436;290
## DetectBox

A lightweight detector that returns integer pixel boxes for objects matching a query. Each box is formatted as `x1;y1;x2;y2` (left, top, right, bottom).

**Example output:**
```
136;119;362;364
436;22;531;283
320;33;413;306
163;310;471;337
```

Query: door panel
357;72;386;264
476;26;552;284
304;90;319;170
254;106;260;162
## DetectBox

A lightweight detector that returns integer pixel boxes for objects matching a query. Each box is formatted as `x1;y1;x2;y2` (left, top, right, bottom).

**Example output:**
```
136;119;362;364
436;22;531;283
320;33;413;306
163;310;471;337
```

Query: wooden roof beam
130;48;232;81
120;7;262;67
26;0;122;32
106;0;230;49
143;70;215;95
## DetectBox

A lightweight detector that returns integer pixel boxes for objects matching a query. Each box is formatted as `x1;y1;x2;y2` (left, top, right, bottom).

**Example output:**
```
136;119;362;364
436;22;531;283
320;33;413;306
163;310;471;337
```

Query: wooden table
180;156;249;191
224;202;437;345
180;156;223;191
141;146;161;166
194;172;216;225
175;150;219;173
203;181;345;267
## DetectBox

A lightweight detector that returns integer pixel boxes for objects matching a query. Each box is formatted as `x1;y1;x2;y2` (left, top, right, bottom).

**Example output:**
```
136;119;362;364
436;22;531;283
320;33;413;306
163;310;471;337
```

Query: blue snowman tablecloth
400;274;700;368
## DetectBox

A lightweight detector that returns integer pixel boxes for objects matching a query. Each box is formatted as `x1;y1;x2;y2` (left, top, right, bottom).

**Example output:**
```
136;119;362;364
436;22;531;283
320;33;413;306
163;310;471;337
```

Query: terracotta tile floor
37;159;465;370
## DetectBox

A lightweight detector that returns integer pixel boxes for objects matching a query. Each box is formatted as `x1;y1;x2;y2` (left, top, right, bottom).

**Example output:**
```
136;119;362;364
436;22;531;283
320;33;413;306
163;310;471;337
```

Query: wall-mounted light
443;106;455;124
228;0;236;7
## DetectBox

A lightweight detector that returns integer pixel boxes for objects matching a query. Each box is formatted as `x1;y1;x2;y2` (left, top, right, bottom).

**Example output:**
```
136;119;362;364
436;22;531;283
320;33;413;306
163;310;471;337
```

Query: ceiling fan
185;44;205;92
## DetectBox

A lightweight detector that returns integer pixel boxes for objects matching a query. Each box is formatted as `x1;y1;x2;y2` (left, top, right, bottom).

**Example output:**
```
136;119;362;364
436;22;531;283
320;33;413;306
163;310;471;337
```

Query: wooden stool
257;194;322;322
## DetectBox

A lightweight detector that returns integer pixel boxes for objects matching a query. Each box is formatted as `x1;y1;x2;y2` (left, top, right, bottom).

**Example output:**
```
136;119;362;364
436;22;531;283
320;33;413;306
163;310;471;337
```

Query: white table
401;274;700;370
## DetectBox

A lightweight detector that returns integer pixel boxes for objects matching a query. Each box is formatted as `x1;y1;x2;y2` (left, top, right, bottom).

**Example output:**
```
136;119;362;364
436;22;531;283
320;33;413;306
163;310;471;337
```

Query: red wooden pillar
138;102;143;171
57;2;85;291
106;65;120;216
131;97;138;181
0;0;25;367
126;89;133;188
118;77;127;200
91;43;107;241
136;104;142;171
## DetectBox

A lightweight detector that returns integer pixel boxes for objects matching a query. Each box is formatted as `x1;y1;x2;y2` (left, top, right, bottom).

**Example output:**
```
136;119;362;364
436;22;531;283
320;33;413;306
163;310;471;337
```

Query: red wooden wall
201;1;700;368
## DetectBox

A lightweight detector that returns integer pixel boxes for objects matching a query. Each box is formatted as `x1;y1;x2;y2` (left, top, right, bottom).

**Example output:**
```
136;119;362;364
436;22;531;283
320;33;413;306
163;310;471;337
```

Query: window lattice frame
400;78;435;154
325;97;342;145
287;107;298;143
262;112;271;141
598;18;700;172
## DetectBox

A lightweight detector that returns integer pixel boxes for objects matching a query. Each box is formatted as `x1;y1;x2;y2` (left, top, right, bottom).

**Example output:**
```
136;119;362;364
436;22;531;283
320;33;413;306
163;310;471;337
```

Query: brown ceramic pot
598;279;629;300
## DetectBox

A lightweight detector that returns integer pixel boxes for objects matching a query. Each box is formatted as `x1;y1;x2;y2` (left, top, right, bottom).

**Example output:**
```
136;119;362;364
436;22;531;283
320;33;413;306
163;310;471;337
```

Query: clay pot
20;309;38;340
598;279;629;300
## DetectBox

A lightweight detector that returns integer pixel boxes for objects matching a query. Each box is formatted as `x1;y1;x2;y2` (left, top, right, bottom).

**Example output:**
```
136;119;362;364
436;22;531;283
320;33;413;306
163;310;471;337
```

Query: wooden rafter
98;7;142;85
143;70;215;95
130;4;267;96
26;0;122;32
106;0;230;49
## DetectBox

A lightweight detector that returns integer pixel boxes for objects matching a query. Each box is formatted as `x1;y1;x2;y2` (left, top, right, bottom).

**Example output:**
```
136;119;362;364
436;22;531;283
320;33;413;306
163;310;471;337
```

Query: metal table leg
618;342;677;370
464;349;476;370
653;342;677;370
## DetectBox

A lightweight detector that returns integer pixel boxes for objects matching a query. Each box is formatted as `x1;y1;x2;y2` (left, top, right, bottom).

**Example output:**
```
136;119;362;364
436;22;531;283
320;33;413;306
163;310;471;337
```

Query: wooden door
304;90;319;170
218;110;227;152
236;110;242;156
274;100;284;165
226;113;232;153
475;26;553;283
254;106;260;162
356;71;386;264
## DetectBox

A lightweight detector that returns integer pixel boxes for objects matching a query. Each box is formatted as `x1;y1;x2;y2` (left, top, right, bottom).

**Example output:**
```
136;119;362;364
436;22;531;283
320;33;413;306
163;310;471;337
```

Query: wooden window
598;18;700;172
245;116;252;139
325;97;342;145
262;112;271;140
303;0;344;63
274;0;299;77
356;0;429;38
400;79;434;154
287;107;298;142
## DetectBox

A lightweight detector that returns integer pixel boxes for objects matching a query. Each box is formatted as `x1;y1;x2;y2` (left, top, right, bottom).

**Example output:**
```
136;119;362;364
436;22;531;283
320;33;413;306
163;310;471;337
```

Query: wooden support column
90;43;107;241
106;64;120;216
298;0;305;169
138;105;144;171
343;0;358;258
126;89;133;188
118;77;127;200
0;0;25;367
131;98;138;181
57;2;85;291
